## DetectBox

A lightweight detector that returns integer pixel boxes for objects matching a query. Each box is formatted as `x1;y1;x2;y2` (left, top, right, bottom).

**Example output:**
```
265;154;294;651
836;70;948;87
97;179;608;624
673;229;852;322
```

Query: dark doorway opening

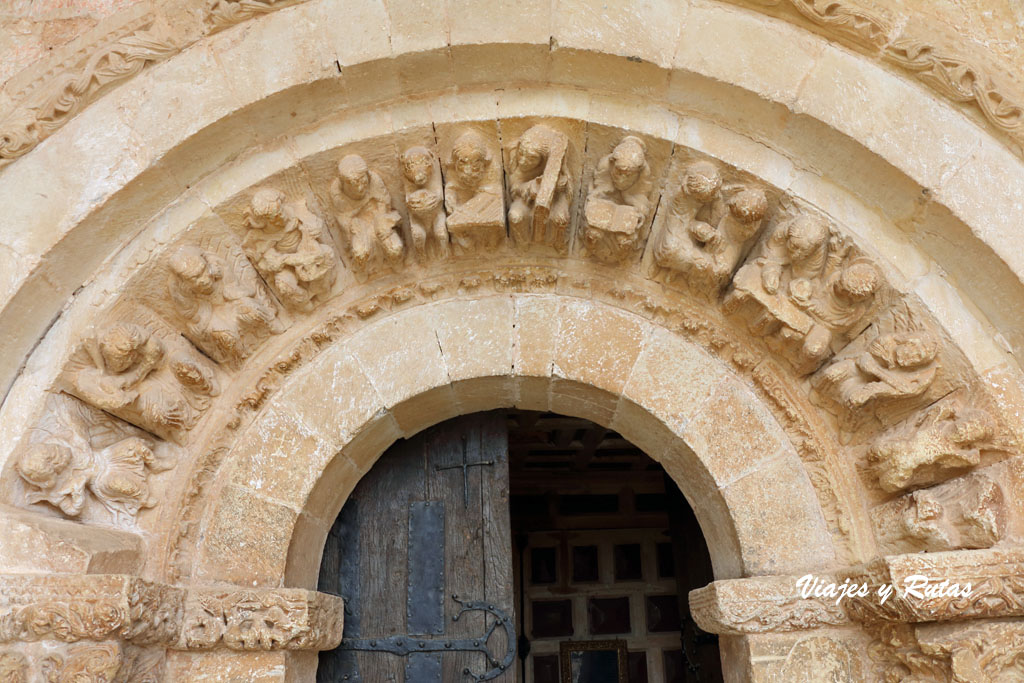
316;410;721;682
508;411;721;683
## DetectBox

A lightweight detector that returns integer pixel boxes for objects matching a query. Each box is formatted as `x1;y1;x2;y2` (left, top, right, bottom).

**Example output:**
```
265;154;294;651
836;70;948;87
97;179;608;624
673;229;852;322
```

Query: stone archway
2;1;1024;681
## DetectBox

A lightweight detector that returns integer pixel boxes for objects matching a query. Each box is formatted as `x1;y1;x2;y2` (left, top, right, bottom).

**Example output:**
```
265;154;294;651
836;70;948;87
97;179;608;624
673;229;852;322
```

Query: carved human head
784;216;829;260
609;136;647;191
887;332;939;368
16;443;72;489
836;262;880;302
169;246;220;296
728;189;768;231
682;161;721;203
249;188;286;228
515;127;550;171
450;131;491;187
99;324;147;373
401;146;434;187
337;155;370;199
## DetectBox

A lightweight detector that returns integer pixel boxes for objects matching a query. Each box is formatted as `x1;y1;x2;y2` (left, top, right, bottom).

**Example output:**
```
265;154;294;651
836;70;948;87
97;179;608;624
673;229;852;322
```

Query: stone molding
0;575;343;652
689;574;850;635
691;549;1024;636
1;0;1023;169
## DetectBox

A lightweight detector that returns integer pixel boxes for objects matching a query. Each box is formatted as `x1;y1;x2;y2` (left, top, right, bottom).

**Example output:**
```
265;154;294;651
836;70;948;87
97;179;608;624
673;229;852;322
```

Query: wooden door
317;412;516;682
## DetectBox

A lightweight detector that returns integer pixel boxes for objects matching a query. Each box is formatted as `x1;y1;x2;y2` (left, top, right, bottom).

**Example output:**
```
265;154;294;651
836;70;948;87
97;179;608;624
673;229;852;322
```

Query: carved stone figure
869;393;998;493
15;436;171;524
582;136;653;264
65;323;218;443
242;188;337;312
167;246;284;366
873;473;1005;552
725;218;881;373
901;476;1004;550
654;160;768;292
815;330;939;412
400;146;448;260
507;125;572;250
444;131;505;252
330;154;404;275
14;443;89;518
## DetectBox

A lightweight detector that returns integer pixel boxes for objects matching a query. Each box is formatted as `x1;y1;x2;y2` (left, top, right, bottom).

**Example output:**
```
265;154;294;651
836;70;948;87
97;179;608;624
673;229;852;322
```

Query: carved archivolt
3;112;1008;582
2;0;1023;171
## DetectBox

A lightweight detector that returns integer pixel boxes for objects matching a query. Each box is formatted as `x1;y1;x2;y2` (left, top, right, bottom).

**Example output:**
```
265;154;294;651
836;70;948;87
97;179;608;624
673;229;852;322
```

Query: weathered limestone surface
2;0;1024;681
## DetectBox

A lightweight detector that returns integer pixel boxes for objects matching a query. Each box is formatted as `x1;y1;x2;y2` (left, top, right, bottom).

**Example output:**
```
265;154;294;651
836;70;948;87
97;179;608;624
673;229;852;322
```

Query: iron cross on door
317;413;517;682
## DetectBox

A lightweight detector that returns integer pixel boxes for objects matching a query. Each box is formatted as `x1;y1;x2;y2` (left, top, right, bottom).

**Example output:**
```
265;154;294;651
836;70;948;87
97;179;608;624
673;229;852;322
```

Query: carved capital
0;575;183;646
689;575;849;635
179;588;344;651
842;549;1024;624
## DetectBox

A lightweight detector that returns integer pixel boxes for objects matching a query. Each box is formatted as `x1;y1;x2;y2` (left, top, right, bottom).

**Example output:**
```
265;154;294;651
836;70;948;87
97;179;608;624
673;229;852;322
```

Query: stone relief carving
689;576;849;635
61;323;218;446
507;125;573;250
443;131;505;252
0;20;177;167
242;188;337;312
917;620;1024;683
0;640;163;683
400;146;449;261
814;329;939;416
206;0;304;31
167;246;285;367
181;589;343;651
0;575;183;646
724;215;882;374
582;136;654;264
9;394;177;526
868;392;1002;493
873;472;1005;554
780;636;862;681
653;161;768;293
63;323;218;444
41;641;122;682
15;436;171;525
330;155;405;276
0;650;27;682
864;623;952;682
842;549;1024;624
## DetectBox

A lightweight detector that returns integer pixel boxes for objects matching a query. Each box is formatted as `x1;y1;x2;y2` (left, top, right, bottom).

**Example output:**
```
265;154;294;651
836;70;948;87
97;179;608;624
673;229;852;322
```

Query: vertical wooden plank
479;412;517;683
355;436;426;681
426;417;486;681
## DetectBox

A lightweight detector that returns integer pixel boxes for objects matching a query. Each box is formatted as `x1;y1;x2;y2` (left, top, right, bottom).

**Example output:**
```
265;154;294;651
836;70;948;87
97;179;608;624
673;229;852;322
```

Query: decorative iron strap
340;596;516;681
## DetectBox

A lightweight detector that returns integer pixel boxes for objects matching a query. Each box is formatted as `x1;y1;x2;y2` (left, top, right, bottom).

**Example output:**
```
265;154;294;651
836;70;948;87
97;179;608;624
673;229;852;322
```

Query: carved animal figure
243;188;336;312
869;395;997;492
507;125;572;249
400;146;448;260
167;246;284;365
583;136;653;264
444;131;505;252
331;154;404;276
